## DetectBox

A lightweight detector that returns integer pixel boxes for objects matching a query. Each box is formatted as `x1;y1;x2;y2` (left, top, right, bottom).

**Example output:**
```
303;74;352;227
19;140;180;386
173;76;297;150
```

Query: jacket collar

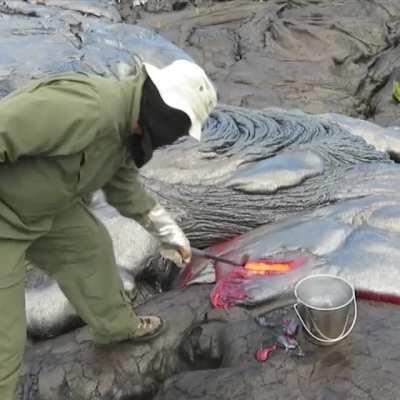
118;68;147;141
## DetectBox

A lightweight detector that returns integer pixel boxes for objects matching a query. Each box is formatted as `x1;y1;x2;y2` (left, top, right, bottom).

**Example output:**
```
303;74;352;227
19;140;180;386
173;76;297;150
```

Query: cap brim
143;63;172;107
189;120;202;141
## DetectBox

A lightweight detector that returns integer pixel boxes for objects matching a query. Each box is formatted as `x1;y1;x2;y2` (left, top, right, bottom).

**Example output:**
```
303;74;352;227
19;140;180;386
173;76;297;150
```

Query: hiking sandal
130;316;165;343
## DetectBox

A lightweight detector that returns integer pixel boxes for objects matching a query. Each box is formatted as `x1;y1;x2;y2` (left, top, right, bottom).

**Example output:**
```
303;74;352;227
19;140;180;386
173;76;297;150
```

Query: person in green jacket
0;59;217;399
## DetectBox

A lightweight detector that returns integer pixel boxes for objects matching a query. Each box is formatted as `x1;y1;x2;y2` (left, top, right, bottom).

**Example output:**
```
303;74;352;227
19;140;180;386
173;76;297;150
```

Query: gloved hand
144;204;191;267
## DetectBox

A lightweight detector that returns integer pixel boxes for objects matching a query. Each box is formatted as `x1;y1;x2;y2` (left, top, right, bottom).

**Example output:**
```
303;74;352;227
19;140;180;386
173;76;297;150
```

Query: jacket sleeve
0;76;101;162
103;158;157;226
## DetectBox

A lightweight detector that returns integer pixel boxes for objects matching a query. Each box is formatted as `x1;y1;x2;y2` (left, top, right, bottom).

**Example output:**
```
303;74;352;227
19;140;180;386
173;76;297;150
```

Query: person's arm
103;157;157;225
103;158;191;265
0;76;101;162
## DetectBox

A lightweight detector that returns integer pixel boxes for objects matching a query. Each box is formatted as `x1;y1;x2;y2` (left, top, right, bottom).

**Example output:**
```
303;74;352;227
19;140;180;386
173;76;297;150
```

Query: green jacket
0;72;156;222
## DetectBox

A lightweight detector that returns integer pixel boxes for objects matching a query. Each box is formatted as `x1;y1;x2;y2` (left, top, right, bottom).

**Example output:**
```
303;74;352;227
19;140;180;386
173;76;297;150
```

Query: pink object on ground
255;344;277;362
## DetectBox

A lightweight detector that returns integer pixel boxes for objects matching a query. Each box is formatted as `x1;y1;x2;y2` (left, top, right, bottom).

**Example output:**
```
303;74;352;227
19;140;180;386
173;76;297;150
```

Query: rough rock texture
0;0;191;94
155;301;400;400
19;284;400;400
1;0;400;399
19;285;213;400
120;0;400;125
4;0;400;340
181;164;400;306
143;106;393;247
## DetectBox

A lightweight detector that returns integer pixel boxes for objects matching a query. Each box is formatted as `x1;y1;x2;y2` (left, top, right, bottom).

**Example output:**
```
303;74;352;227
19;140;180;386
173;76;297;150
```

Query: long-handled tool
191;247;244;267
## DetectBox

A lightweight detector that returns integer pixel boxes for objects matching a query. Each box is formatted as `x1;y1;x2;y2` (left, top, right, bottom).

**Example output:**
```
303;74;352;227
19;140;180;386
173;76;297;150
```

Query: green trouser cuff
91;311;139;345
91;291;140;345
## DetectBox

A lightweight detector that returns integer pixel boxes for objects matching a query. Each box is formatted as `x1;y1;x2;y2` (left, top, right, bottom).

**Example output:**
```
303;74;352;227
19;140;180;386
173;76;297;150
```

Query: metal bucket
294;274;357;346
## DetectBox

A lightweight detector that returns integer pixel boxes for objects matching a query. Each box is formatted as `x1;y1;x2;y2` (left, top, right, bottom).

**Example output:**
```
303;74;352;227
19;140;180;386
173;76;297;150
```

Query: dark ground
119;0;400;126
9;0;400;399
21;284;400;400
118;1;400;399
156;300;400;400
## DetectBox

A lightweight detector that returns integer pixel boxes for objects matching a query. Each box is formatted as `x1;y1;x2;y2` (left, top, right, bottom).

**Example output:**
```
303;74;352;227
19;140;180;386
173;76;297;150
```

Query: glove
144;204;191;267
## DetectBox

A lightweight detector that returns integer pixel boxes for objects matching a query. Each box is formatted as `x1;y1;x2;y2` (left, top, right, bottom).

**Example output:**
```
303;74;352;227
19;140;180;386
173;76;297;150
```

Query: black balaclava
128;77;191;168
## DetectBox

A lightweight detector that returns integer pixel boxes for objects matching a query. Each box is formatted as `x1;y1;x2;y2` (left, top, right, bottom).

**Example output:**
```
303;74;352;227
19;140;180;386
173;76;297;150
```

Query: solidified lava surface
6;1;400;399
119;0;400;126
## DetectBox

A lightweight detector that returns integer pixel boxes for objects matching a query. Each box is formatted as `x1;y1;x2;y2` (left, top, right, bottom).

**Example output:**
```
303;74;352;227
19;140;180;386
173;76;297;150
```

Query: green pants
0;201;139;400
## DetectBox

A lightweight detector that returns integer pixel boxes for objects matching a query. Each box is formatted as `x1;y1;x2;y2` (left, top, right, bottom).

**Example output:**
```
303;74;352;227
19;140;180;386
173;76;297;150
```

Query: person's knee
66;218;114;268
0;343;25;400
0;281;26;399
0;369;20;400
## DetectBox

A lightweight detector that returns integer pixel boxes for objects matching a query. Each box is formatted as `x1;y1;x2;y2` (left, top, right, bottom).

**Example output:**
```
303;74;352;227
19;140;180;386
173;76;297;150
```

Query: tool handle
191;247;242;267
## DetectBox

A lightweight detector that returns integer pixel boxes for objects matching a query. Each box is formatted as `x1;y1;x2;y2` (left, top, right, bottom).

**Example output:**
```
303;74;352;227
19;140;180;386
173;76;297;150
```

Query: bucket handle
293;299;357;345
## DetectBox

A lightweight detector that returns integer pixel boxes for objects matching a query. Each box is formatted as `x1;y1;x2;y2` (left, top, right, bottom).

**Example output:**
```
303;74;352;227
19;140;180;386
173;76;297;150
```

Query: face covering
128;77;191;168
126;133;151;168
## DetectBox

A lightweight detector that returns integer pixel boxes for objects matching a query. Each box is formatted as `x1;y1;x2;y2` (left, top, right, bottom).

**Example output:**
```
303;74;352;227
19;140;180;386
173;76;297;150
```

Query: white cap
143;59;217;141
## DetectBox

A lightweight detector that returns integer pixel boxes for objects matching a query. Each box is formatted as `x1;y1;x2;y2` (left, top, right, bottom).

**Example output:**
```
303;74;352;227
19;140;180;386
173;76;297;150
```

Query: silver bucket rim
293;273;357;345
294;274;355;312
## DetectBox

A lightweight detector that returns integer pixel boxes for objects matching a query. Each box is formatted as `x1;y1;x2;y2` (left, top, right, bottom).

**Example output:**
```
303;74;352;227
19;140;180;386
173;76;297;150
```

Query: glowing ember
244;260;295;275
